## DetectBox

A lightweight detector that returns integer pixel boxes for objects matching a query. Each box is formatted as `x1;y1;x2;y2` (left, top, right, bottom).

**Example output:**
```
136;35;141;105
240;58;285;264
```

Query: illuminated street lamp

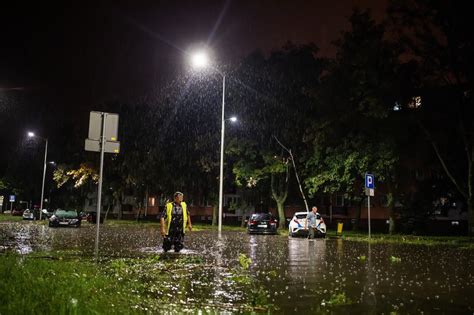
190;50;237;234
27;131;48;220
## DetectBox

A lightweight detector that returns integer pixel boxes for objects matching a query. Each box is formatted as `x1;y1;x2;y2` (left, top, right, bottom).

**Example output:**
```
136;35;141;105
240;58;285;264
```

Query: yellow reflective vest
165;201;188;234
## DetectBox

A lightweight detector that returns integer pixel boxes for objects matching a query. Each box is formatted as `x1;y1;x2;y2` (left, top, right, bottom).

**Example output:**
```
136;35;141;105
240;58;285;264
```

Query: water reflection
287;237;326;283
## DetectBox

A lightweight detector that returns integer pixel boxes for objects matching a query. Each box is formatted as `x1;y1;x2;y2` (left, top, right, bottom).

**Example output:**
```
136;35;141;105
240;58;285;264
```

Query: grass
0;214;23;222
327;230;474;248
0;251;275;314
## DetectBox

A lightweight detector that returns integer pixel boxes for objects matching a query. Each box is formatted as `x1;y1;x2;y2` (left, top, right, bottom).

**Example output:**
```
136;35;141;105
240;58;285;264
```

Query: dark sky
1;0;386;104
0;0;386;168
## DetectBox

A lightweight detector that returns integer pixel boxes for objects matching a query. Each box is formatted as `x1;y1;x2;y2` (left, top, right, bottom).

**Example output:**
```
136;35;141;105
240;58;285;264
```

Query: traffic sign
9;195;15;202
85;139;120;153
365;174;375;189
88;111;119;141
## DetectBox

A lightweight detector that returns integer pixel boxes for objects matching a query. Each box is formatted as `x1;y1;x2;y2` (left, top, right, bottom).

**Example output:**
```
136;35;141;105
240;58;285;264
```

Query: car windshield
54;209;78;218
251;213;272;220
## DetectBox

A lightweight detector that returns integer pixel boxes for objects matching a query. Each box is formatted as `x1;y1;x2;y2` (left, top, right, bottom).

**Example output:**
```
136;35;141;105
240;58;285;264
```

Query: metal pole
95;113;107;259
144;188;148;217
39;138;48;220
368;195;371;239
218;75;226;234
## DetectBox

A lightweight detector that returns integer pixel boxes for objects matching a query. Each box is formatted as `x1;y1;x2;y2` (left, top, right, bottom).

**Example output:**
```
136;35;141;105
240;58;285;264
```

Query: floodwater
1;221;473;314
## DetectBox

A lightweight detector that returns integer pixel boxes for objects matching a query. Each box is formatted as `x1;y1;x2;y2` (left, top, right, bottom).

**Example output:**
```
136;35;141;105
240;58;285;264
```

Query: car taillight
250;220;256;224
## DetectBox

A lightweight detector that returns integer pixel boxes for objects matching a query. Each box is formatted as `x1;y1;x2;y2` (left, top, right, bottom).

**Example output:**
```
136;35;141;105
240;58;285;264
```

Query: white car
22;209;34;220
288;212;326;238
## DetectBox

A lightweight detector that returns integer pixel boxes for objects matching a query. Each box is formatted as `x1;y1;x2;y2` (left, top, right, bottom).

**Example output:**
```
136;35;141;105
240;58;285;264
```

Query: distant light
49;161;56;165
191;51;209;69
393;102;401;111
27;131;35;138
229;116;237;122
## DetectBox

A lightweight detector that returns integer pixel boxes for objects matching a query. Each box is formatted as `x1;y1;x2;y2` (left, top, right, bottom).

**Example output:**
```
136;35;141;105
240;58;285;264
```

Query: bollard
337;221;344;236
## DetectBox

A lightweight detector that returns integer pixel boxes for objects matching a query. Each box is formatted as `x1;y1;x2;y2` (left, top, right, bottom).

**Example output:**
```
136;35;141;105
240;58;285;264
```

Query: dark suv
247;213;278;234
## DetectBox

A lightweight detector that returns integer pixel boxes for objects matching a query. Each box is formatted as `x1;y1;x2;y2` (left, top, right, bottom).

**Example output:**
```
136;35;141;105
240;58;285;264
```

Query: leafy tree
388;0;474;235
228;43;324;228
52;163;98;209
304;9;402;232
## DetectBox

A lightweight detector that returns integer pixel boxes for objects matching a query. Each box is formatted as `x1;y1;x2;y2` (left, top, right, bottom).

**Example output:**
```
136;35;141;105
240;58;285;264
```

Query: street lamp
27;131;48;220
190;50;237;234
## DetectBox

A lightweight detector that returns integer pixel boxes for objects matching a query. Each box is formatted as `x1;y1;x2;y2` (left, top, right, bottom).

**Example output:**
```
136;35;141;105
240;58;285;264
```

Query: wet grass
0;251;276;314
0;214;23;222
328;230;474;248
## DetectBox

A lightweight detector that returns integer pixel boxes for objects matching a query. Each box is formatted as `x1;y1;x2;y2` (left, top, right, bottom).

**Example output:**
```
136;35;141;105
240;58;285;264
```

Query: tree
52;163;99;209
303;9;402;232
388;0;474;235
228;43;324;228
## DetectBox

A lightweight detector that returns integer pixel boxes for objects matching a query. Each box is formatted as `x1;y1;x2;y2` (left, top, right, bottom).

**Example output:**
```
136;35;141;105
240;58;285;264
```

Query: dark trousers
163;231;184;252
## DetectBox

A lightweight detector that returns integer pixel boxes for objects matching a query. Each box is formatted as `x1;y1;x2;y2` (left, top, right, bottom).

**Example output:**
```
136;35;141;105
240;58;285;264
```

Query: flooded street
1;221;473;314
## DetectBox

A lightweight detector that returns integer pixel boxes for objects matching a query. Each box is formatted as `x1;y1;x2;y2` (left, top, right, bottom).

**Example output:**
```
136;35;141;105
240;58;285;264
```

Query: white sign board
85;139;120;153
9;195;15;202
88;111;119;141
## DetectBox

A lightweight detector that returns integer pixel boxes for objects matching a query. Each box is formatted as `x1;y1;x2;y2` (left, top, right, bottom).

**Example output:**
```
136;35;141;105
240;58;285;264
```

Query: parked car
12;208;24;216
23;208;50;220
288;211;326;238
22;209;34;220
49;209;81;228
247;213;278;234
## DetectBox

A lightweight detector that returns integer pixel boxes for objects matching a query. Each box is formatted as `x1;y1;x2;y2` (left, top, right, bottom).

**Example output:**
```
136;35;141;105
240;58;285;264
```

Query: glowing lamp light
191;51;209;69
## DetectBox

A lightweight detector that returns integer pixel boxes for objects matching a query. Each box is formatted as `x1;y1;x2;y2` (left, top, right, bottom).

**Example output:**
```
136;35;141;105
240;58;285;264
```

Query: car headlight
70;219;78;224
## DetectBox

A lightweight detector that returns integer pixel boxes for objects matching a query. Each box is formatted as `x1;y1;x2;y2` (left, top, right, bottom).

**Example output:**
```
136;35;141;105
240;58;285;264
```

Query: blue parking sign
365;174;375;189
9;195;15;202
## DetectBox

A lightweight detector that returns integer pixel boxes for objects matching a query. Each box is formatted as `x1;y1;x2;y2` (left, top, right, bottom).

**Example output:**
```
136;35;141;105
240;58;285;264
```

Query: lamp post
190;50;237;234
27;132;48;220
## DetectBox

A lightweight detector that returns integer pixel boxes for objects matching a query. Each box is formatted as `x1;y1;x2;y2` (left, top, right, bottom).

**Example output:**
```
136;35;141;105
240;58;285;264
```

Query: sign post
9;195;15;212
85;111;120;260
365;174;375;239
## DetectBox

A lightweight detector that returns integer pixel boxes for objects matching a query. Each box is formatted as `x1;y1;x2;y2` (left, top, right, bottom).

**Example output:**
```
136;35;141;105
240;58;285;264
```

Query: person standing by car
160;192;192;252
305;206;319;239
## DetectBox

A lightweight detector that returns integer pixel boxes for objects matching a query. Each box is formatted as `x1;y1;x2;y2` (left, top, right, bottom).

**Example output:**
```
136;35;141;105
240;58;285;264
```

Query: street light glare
229;116;237;122
191;51;209;69
27;132;35;137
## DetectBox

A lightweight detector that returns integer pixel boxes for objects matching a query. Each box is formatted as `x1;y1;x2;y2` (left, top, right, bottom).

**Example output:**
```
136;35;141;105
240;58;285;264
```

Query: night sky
0;0;386;164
